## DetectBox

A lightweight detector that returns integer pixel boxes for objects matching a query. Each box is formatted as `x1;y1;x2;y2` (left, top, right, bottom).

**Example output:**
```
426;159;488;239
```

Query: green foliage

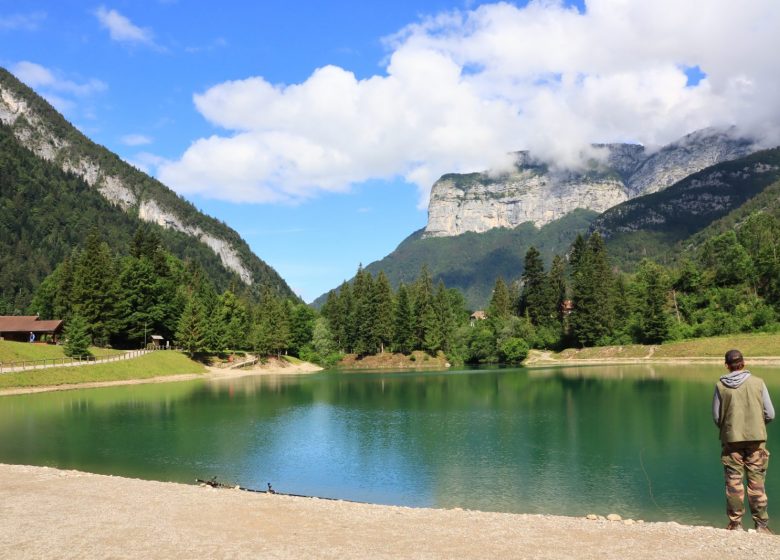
63;314;92;359
176;298;207;357
499;337;530;363
569;233;615;346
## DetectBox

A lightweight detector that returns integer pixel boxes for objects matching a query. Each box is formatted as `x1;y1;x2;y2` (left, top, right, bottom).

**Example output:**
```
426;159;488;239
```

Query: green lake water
0;364;778;527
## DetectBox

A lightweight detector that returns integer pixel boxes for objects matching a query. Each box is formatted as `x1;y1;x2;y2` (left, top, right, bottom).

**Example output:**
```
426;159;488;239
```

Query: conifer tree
70;231;120;345
176;297;207;356
519;246;556;327
63;314;92;358
488;277;512;320
393;283;415;354
549;255;567;325
569;233;615;346
412;265;435;350
372;272;395;353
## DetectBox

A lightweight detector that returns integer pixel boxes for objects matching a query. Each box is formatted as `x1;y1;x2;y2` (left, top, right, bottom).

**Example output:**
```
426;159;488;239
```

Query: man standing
713;349;775;533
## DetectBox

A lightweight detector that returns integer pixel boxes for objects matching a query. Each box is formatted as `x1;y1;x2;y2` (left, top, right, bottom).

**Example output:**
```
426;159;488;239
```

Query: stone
423;128;756;238
586;514;598;520
623;519;636;525
606;514;622;522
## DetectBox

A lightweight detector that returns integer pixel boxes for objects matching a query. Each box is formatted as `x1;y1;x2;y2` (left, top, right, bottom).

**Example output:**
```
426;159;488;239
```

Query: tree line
28;210;780;364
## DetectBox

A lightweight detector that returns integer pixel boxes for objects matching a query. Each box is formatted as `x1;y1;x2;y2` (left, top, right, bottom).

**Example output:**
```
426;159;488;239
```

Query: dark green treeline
31;227;314;358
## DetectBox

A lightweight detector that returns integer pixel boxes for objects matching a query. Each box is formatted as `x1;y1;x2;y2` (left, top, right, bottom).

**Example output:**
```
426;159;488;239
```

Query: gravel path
1;464;777;559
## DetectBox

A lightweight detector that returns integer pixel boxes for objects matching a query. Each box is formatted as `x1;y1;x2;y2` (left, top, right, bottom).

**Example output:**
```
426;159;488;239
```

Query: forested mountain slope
591;148;780;268
0;121;293;313
313;209;598;309
0;68;295;312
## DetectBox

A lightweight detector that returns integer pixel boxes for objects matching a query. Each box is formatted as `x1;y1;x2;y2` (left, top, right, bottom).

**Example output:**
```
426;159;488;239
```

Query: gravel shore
1;464;776;559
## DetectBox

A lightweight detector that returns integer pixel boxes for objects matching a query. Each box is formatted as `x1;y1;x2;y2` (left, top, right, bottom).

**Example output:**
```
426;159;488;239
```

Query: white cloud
13;61;107;96
0;11;46;31
120;133;153;146
159;0;780;206
126;151;168;175
95;6;155;46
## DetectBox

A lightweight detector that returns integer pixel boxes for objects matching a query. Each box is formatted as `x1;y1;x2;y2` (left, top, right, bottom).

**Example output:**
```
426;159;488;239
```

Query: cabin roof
0;316;64;333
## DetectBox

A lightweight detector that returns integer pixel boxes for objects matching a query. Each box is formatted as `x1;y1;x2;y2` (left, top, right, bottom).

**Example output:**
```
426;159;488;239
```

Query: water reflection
0;365;777;527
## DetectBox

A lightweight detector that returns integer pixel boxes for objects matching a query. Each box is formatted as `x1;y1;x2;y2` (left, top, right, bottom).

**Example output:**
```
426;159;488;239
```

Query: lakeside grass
537;332;780;362
0;340;122;363
0;351;206;389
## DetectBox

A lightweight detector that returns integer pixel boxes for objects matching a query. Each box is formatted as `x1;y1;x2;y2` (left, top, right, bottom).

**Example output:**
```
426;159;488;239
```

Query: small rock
747;529;756;534
623;519;636;526
607;514;622;522
586;514;598;520
637;520;645;524
597;515;607;521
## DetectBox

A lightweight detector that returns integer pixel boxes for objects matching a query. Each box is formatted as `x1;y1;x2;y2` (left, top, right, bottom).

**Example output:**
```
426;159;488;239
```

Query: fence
0;348;152;374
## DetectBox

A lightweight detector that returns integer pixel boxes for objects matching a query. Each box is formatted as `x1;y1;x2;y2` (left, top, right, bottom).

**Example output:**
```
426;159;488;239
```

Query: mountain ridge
424;128;755;238
0;67;296;304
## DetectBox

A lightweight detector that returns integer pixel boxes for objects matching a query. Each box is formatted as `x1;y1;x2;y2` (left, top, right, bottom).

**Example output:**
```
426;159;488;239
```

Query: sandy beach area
0;359;322;397
0;463;776;559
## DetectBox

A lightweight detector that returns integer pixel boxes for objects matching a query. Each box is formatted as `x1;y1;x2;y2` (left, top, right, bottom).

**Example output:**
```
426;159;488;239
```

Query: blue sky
0;1;776;301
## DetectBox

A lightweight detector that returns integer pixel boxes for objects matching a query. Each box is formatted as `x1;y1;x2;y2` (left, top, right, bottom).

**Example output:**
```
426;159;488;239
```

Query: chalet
0;316;64;343
470;310;487;326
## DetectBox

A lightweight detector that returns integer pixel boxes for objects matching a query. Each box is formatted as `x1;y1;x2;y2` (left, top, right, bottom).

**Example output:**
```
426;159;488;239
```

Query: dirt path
0;359;322;397
0;464;775;559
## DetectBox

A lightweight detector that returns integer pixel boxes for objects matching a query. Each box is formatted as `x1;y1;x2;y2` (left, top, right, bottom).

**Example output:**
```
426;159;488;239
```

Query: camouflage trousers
721;441;770;527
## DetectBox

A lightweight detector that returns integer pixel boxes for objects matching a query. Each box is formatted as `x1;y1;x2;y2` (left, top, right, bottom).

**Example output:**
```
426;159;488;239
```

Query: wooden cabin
0;316;64;343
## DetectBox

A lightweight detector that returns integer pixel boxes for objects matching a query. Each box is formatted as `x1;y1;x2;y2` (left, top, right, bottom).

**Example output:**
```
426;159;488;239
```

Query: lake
0;364;777;527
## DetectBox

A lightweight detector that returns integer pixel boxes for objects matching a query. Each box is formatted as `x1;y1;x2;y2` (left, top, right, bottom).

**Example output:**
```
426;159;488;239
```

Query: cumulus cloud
95;6;155;47
159;0;780;206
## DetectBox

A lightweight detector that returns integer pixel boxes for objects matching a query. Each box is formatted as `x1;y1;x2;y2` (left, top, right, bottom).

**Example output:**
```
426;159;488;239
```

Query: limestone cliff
424;129;755;238
0;68;276;289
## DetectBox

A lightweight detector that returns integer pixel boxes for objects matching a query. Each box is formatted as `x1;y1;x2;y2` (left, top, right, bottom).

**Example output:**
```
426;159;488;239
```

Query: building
470;310;487;326
0;316;64;343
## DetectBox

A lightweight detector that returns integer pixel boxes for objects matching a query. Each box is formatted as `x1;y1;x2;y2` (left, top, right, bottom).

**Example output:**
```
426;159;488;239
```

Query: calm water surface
1;364;778;527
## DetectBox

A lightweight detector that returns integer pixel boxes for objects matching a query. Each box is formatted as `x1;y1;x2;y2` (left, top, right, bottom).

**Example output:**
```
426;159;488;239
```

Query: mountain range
317;129;779;309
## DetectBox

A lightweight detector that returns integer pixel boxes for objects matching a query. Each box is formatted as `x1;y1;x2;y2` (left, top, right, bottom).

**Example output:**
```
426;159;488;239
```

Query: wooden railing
0;348;152;374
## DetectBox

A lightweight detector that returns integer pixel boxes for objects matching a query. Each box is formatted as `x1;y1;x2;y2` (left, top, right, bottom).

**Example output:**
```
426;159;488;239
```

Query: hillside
592;148;780;268
313;209;598;309
0;68;296;311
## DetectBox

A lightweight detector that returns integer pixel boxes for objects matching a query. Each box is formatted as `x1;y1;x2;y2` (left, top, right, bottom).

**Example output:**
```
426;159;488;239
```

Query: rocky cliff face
0;76;253;284
424;129;755;238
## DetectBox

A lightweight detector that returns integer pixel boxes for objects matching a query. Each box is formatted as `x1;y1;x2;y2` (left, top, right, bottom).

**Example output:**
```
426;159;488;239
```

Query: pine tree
70;231;120;346
569;233;615;346
372;272;395;353
393;283;415;354
519;246;556;327
638;261;670;344
488;277;512;320
63;314;92;358
176;297;207;356
412;265;435;350
549;255;567;325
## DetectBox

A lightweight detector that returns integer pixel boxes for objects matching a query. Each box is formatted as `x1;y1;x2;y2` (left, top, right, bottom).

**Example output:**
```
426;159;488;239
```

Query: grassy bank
0;340;122;362
0;351;206;389
527;332;780;364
